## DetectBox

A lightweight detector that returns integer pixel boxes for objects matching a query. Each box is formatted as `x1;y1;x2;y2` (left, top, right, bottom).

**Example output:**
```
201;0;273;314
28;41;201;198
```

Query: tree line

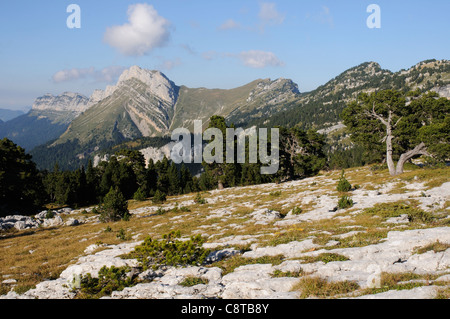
0;116;327;217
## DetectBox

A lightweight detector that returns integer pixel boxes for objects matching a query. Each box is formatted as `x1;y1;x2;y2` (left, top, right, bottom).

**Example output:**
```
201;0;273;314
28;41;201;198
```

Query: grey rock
13;221;27;230
64;218;79;226
206;248;240;263
249;208;282;225
43;215;63;228
351;286;439;299
243;238;318;259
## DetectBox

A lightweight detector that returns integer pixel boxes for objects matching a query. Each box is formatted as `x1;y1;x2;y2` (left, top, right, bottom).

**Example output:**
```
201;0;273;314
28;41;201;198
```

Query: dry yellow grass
1;164;449;295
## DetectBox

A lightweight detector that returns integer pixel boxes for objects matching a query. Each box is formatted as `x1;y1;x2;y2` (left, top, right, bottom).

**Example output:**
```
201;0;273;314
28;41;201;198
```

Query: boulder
206;248;240;263
249;208;282;225
65;218;79;227
221;264;299;299
43;216;63;228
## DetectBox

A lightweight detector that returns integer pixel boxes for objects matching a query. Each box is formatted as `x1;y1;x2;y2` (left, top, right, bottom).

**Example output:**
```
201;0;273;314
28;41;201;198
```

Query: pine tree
86;159;99;204
179;164;192;193
341;90;450;176
145;159;158;196
0;138;44;216
99;187;129;222
167;162;181;195
156;157;170;194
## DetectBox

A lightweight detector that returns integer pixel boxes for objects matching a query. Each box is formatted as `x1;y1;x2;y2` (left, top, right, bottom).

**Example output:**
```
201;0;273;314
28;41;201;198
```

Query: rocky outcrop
32;92;92;113
1;168;449;300
0;208;77;231
432;84;450;99
2;225;448;300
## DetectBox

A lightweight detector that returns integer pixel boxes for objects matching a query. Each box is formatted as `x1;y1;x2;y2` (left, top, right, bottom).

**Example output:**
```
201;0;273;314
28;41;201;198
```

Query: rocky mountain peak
246;78;300;104
117;66;178;104
32;92;91;112
89;66;179;106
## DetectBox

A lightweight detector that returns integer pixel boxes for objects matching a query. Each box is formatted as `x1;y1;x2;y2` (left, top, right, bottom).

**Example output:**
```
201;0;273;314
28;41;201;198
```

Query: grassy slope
170;80;261;131
0;164;449;297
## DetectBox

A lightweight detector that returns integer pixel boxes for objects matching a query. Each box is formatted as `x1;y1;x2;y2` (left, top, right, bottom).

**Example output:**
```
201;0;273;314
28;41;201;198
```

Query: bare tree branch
394;116;403;128
370;103;389;127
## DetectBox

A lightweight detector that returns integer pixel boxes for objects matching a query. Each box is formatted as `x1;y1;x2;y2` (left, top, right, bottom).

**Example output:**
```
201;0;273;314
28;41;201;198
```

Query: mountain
55;66;300;146
0;108;25;122
37;66;299;169
55;67;179;147
173;77;299;131
29;59;450;169
0;92;93;151
247;59;450;130
33;92;92;113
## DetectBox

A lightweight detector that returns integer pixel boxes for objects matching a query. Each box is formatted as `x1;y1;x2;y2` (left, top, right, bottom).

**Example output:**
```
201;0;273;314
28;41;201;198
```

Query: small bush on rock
364;202;433;224
125;231;210;270
179;276;209;287
338;195;354;209
292;207;303;215
75;265;136;299
337;170;352;192
194;193;207;204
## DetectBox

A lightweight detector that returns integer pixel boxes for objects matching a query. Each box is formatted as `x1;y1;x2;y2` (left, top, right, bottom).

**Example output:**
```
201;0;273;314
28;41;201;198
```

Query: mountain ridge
2;59;448;168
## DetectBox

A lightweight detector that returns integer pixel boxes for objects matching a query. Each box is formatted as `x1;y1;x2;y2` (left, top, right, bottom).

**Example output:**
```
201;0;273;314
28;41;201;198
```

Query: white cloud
319;5;334;28
52;67;94;83
239;50;284;68
52;66;126;83
259;2;285;26
158;58;182;70
104;3;171;56
218;19;241;30
95;66;127;82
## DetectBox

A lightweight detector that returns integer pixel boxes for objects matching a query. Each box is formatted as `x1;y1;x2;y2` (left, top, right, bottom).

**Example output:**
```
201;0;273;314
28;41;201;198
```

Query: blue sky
0;0;449;110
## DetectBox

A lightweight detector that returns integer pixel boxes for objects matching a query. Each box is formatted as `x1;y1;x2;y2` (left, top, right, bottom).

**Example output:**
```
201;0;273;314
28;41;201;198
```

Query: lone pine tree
341;90;449;176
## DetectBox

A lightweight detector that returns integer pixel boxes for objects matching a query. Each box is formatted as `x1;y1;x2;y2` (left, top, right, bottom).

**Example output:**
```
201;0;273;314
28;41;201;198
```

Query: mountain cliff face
0;92;95;151
55;66;300;148
16;59;450;169
32;92;92;113
56;67;179;147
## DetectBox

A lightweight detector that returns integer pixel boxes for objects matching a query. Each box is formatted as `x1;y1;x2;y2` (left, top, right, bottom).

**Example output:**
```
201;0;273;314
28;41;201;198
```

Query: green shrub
194;193;207;204
74;266;136;299
292;207;303;215
269;191;282;197
407;210;434;223
45;210;55;219
337;170;352;192
99;187;129;223
169;205;191;213
116;228;129;241
364;202;433;223
156;207;167;215
338;195;354;209
152;190;167;204
125;231;210;271
133;187;147;201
